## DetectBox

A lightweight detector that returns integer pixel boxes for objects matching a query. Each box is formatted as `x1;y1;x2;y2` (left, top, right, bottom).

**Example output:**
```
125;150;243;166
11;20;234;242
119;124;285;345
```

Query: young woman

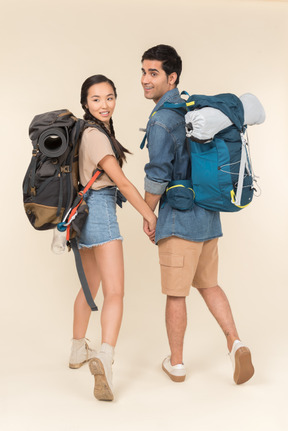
68;75;156;401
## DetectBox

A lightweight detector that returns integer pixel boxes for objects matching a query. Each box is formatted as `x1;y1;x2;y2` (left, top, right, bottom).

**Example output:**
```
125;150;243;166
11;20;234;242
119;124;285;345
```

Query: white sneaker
89;345;114;401
69;338;96;369
229;340;254;384
162;356;186;382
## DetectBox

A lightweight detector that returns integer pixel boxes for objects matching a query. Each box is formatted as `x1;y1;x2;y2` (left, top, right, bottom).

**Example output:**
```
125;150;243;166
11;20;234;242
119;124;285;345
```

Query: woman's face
85;82;116;125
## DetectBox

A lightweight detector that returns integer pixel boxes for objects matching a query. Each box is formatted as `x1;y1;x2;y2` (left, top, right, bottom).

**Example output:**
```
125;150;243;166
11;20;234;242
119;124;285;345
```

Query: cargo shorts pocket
159;253;184;268
159;252;185;295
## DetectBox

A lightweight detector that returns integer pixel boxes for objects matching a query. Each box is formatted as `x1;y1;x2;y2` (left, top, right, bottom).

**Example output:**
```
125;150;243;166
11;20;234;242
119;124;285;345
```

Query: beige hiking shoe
89;343;114;401
229;340;254;384
69;338;97;369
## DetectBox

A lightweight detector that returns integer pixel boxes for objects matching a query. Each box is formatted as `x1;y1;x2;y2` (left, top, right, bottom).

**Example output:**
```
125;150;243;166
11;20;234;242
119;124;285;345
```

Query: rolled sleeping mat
185;93;265;142
38;127;68;157
240;93;266;125
185;108;231;141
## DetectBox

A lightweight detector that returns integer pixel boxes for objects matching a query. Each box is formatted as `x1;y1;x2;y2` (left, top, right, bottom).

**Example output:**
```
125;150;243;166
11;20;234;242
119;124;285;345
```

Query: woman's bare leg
93;240;124;346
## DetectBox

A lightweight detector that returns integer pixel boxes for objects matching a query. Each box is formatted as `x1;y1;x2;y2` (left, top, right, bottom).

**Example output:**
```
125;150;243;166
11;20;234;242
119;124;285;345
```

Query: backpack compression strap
63;168;103;312
231;132;252;208
70;238;98;311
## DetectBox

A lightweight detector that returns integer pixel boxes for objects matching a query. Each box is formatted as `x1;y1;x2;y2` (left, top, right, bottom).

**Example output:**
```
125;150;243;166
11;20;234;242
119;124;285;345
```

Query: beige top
79;127;116;190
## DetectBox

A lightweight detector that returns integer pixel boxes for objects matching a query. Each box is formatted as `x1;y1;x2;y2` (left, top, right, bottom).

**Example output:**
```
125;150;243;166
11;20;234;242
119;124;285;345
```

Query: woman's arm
99;155;157;238
142;191;162;239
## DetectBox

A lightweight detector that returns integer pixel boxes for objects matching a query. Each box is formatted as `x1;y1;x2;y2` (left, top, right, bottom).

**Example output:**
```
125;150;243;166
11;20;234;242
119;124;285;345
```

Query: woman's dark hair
141;44;182;86
80;74;130;166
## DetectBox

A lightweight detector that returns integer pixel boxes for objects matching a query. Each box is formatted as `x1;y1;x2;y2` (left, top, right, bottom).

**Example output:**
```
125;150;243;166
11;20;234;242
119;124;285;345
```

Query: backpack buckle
61;166;71;173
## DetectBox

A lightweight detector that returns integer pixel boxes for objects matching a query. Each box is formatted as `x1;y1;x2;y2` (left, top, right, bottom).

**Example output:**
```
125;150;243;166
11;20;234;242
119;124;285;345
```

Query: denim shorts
78;187;123;249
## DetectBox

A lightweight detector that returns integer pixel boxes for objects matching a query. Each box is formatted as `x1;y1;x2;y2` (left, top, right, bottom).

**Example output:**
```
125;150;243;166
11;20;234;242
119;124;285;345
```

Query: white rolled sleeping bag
240;93;266;125
185;93;266;142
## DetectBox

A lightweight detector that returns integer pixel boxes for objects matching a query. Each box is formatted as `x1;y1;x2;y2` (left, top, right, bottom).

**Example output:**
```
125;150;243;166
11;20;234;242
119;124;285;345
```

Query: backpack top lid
29;109;77;142
185;93;266;143
162;92;245;132
187;93;245;132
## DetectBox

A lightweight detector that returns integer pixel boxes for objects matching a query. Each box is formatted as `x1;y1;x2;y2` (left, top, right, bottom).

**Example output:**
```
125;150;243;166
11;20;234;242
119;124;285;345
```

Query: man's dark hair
141;44;182;86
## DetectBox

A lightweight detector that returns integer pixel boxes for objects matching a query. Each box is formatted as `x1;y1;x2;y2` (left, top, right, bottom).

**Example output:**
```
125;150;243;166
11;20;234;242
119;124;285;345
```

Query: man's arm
143;123;174;241
145;191;162;211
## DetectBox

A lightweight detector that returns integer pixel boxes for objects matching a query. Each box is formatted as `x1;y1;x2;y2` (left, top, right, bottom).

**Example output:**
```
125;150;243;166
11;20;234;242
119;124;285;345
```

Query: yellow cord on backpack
230;190;251;208
166;184;195;198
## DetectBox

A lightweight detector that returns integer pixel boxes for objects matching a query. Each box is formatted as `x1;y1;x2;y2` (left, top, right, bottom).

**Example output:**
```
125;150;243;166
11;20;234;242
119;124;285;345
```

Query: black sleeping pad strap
57;173;63;217
29;142;39;193
70;237;98;311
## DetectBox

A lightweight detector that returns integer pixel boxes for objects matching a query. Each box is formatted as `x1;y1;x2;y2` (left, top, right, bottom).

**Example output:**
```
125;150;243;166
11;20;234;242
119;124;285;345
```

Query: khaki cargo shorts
158;236;219;297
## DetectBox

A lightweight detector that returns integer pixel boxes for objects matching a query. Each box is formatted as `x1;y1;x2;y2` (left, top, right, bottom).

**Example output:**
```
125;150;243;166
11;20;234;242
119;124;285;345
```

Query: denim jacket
143;88;222;244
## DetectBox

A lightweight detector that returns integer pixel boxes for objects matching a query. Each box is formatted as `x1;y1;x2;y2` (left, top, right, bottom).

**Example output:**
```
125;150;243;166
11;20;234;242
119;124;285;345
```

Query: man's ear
168;72;177;86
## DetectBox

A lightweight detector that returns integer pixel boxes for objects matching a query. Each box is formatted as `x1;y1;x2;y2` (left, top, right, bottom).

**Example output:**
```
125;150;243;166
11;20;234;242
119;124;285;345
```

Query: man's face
141;60;176;104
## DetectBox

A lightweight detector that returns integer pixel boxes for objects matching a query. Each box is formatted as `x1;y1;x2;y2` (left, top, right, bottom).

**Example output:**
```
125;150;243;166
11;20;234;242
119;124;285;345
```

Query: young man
140;44;254;384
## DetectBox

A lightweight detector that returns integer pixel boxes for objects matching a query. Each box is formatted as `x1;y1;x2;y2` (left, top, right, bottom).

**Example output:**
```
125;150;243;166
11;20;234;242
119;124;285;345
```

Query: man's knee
196;284;220;292
166;296;186;314
167;295;186;302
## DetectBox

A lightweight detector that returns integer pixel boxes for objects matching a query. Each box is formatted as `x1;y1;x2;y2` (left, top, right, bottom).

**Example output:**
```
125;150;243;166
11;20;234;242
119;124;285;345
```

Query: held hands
143;214;157;243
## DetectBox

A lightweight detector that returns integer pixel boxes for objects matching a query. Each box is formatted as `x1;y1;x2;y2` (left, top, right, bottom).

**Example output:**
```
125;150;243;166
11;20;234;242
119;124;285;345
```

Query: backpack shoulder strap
83;121;119;160
162;91;194;113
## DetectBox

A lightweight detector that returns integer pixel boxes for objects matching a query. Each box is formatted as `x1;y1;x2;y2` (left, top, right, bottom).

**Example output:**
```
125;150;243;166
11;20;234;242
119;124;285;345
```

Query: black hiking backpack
23;109;113;310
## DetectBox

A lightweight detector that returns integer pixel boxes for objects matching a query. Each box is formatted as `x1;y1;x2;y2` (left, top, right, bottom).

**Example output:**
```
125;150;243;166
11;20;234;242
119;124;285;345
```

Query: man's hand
142;191;161;243
143;218;156;243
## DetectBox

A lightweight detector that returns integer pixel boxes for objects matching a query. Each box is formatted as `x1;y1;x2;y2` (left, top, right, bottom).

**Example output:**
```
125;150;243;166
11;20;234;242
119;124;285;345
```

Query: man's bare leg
197;285;239;352
197;285;254;384
165;296;187;365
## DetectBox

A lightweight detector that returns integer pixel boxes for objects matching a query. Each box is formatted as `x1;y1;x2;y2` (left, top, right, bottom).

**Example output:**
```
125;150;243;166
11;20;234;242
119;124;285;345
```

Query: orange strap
81;169;103;196
66;169;103;241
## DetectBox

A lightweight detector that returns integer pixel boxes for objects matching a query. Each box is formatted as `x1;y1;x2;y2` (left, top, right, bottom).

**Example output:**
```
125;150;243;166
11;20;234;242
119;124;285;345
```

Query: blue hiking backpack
141;92;264;213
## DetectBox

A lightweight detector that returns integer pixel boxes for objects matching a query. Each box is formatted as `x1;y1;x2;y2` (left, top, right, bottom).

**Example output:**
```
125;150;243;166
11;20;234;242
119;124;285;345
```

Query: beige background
1;0;287;430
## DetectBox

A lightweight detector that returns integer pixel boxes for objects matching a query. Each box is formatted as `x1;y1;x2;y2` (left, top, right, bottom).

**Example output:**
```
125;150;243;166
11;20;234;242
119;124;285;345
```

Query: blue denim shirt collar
150;88;181;118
